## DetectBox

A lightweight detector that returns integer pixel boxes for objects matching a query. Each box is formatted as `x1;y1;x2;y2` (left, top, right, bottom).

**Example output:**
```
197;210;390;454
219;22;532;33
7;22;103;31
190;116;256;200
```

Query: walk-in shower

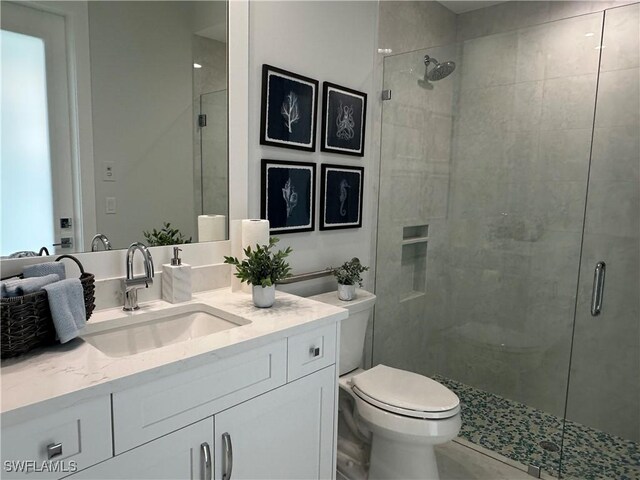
375;2;639;479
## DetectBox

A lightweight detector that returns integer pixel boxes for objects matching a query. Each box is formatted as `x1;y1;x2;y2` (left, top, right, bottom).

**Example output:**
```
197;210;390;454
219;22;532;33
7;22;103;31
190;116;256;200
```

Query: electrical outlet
106;197;116;214
103;161;116;182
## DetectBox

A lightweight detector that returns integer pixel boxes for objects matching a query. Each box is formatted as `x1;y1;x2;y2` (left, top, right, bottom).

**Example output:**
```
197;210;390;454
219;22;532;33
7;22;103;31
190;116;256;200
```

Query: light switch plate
106;197;116;214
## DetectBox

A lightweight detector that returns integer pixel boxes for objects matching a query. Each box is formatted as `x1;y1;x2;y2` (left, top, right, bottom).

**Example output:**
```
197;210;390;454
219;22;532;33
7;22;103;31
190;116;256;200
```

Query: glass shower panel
199;89;228;221
562;4;640;479
375;11;605;478
375;44;457;376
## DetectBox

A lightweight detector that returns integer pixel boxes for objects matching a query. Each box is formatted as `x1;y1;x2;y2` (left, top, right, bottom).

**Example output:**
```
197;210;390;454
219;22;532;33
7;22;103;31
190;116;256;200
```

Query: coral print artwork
260;65;319;152
261;159;316;234
321;82;367;157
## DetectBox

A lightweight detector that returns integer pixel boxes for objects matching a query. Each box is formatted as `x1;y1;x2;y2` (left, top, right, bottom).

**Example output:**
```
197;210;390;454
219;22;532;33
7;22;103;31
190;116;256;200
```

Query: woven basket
1;255;95;359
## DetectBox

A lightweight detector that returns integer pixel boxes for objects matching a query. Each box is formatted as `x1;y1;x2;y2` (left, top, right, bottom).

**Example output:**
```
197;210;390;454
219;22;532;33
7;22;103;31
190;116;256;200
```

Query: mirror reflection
1;0;228;256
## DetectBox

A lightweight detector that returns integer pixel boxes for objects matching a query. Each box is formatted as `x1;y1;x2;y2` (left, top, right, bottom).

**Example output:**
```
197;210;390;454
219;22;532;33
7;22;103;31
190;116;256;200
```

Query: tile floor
435;375;640;480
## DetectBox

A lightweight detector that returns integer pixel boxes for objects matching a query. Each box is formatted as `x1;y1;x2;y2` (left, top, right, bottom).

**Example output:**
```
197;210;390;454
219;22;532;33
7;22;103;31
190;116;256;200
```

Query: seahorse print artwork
335;101;355;140
339;179;351;217
282;178;298;218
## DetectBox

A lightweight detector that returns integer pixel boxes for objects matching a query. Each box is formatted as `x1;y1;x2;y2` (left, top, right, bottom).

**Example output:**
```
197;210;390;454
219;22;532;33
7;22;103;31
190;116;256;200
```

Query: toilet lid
351;365;460;419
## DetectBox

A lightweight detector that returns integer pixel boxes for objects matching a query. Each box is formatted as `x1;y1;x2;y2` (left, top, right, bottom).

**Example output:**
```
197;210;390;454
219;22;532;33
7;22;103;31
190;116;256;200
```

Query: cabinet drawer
1;396;112;480
112;339;286;454
287;323;337;382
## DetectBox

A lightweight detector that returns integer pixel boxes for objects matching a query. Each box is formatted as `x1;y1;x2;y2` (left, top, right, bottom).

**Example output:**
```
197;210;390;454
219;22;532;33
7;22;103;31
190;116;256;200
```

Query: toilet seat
351;365;460;420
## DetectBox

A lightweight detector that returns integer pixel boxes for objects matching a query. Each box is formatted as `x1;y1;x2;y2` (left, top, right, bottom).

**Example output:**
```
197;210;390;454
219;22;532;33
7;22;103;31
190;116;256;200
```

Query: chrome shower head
424;55;456;81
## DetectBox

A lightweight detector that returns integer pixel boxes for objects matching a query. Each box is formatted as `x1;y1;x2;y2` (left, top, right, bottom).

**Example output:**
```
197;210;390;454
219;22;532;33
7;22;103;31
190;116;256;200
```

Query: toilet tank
308;289;376;375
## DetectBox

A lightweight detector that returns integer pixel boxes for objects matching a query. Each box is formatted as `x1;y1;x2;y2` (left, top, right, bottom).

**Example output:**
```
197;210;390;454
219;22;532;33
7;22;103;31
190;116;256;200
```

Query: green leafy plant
224;237;292;288
329;257;369;286
143;222;192;247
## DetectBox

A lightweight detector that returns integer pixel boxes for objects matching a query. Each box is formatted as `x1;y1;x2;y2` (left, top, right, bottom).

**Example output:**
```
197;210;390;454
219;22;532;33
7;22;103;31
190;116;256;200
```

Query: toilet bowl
309;290;461;480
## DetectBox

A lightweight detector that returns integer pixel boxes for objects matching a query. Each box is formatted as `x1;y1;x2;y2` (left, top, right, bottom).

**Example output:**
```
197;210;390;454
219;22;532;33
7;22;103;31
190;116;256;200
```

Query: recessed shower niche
400;225;428;302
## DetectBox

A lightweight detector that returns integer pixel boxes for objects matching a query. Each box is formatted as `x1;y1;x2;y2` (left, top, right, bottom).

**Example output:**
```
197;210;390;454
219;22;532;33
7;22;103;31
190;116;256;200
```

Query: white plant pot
252;284;276;308
338;284;357;301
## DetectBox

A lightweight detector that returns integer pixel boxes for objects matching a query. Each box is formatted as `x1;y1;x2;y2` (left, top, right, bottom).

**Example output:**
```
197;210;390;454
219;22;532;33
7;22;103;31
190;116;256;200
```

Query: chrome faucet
91;233;112;252
123;242;154;311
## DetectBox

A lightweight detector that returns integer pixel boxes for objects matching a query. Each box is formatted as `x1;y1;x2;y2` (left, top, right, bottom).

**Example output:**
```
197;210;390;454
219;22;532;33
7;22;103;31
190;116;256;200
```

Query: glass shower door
374;10;607;479
198;89;228;233
561;4;640;479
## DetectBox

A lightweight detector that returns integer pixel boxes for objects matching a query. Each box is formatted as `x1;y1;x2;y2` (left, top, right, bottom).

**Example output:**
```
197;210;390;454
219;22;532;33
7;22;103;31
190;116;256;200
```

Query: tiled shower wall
443;10;604;418
374;0;638;442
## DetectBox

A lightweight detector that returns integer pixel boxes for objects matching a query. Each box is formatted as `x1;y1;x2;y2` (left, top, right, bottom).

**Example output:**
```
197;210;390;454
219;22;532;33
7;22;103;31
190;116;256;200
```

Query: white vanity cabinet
52;322;338;480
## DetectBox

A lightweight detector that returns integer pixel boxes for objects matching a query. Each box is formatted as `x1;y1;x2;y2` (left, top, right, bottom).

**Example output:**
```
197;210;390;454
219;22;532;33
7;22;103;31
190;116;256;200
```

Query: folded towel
0;276;20;297
1;274;61;297
23;262;66;280
42;278;86;343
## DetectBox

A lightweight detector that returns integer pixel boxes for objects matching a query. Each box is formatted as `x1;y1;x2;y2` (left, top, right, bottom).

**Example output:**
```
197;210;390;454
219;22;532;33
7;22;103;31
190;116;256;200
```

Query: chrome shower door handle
591;261;606;316
200;442;212;480
222;432;233;480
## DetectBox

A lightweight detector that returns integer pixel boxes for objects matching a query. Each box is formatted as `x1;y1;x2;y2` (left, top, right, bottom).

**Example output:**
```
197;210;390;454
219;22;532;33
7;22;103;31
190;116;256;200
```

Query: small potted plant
224;237;292;308
329;257;369;301
143;222;192;246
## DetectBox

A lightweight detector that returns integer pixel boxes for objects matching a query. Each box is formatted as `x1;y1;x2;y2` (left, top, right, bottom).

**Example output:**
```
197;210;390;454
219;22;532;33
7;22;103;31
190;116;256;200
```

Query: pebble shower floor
434;376;640;479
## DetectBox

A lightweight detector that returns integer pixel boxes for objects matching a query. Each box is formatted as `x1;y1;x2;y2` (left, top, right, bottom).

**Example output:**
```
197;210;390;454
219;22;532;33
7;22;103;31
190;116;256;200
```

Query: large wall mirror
1;0;229;256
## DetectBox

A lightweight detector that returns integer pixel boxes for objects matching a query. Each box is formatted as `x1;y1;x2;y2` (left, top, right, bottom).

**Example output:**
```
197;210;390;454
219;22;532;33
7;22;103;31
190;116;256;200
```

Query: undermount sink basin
82;303;249;358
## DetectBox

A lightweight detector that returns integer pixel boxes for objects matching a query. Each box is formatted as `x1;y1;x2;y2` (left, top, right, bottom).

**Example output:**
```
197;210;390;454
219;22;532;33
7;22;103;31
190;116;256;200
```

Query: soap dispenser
162;247;192;303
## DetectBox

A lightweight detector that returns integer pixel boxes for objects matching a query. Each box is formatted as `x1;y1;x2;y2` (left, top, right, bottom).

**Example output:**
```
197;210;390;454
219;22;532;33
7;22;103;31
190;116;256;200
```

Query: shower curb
453;438;559;480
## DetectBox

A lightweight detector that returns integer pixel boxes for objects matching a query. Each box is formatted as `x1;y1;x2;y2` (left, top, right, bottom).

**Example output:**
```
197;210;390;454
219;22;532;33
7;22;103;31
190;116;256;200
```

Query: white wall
89;2;196;249
248;1;379;296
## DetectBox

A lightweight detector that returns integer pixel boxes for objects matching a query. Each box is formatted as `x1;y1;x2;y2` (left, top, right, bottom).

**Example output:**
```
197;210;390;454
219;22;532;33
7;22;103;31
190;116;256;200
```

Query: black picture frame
260;65;319;152
320;164;364;230
321;82;367;157
261;159;316;234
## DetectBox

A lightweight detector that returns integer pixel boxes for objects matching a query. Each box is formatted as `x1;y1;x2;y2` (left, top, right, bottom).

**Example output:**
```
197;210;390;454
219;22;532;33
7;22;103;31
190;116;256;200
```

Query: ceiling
438;1;507;14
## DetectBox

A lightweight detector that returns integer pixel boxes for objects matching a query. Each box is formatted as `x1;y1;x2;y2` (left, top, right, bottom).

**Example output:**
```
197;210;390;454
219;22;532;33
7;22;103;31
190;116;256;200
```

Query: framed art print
320;164;364;230
260;65;319;152
321;82;367;157
261;159;316;234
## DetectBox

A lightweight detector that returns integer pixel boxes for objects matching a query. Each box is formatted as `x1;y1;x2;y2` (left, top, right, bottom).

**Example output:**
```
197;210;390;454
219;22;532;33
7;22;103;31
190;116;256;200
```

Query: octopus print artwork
261;159;316;234
321;82;367;157
260;65;319;152
320;164;364;230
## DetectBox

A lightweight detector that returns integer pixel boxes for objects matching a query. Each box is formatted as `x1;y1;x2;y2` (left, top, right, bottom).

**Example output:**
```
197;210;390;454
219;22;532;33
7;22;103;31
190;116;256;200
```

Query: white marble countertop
1;288;347;425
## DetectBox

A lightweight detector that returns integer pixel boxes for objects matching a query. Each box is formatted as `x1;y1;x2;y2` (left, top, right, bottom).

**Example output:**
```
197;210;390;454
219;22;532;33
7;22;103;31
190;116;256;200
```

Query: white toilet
310;289;461;480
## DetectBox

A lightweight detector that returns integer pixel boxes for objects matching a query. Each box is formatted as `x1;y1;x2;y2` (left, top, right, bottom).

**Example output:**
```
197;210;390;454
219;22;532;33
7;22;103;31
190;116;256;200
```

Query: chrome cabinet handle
47;443;62;459
200;442;212;480
591;261;606;316
222;432;233;480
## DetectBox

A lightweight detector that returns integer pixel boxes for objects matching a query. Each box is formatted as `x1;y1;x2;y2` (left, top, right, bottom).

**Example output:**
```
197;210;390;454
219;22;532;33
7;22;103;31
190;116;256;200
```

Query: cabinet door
65;418;213;480
214;366;336;480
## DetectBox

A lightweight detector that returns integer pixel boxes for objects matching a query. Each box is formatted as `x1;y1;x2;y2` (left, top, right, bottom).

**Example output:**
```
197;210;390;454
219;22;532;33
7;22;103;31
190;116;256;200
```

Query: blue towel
0;274;61;297
42;278;86;343
23;262;66;280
